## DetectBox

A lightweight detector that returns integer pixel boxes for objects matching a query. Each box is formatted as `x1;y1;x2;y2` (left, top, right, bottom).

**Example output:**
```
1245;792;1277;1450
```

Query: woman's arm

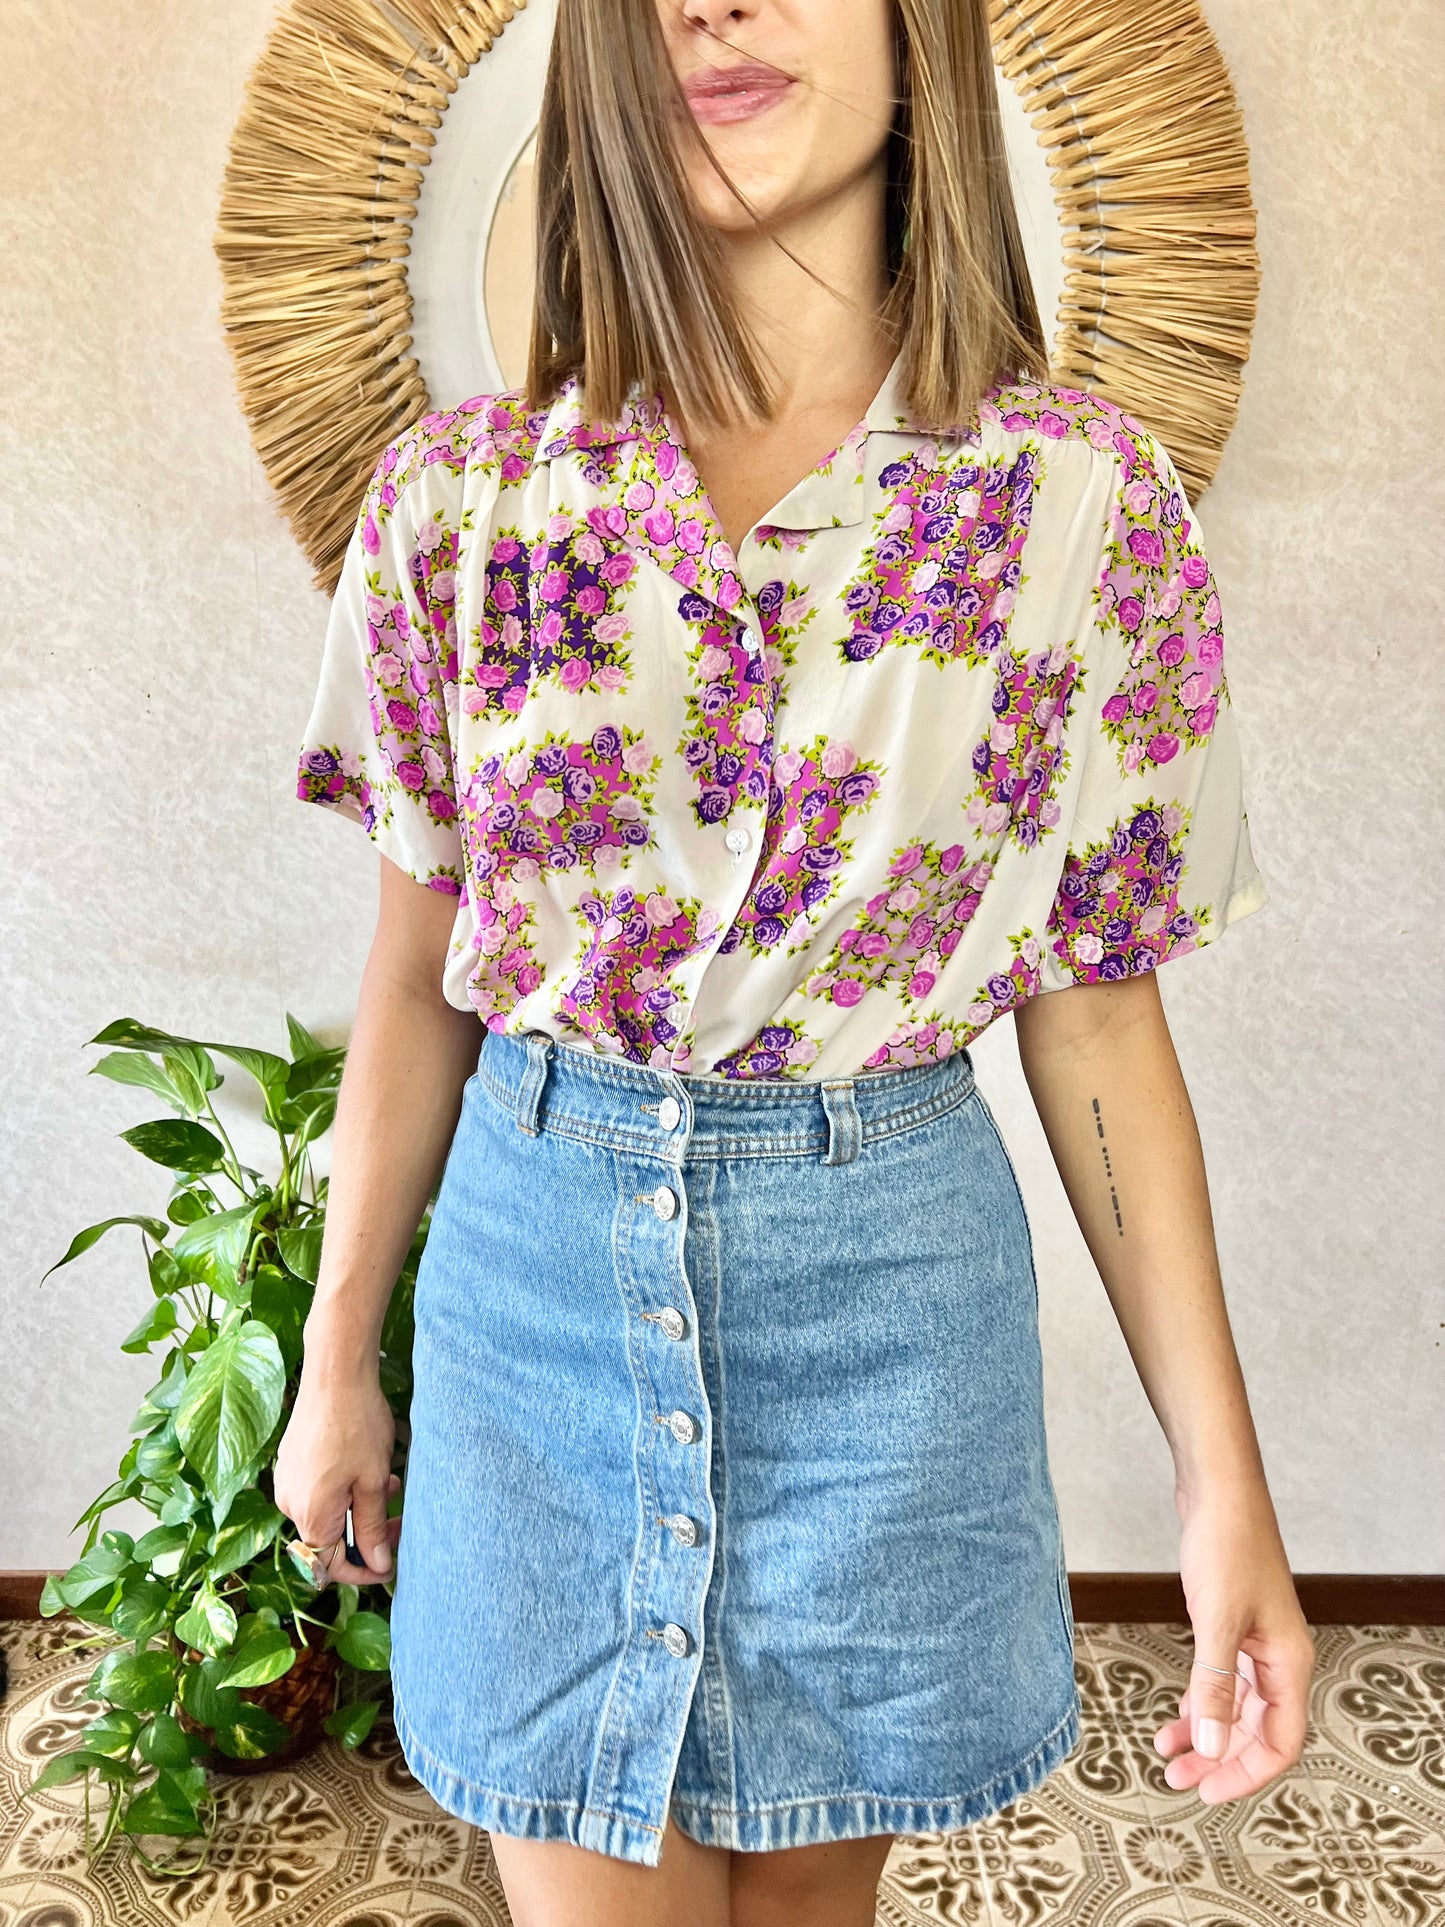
272;855;483;1584
1012;971;1315;1801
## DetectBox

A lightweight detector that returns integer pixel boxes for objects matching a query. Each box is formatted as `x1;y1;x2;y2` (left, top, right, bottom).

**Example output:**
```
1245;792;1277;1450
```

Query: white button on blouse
297;351;1268;1081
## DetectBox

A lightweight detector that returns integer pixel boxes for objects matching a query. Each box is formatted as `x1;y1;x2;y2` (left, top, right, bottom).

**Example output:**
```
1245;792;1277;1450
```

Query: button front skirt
387;1030;1082;1867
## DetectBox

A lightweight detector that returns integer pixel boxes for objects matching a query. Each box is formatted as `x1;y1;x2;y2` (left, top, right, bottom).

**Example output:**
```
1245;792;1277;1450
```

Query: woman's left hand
1153;1484;1316;1802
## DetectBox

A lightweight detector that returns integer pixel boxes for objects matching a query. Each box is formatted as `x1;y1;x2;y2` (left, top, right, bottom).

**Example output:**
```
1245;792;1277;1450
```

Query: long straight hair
529;0;1049;433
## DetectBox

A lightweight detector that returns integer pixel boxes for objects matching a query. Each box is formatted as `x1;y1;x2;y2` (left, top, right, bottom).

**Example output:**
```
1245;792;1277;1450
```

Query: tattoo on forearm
1092;1097;1124;1234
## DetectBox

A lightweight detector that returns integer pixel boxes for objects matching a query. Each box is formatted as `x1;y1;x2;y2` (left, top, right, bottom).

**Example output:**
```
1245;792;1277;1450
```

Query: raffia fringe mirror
214;0;1260;597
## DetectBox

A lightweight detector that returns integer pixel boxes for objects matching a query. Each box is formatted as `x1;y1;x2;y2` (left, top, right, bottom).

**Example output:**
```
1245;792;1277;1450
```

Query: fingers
286;1473;402;1592
348;1478;396;1579
1186;1655;1246;1759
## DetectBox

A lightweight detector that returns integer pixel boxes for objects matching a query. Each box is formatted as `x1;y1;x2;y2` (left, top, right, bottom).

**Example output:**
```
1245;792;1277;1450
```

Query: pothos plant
23;1015;424;1875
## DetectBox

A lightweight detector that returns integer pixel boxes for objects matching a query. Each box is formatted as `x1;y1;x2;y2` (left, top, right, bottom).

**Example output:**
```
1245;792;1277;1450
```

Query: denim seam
392;1692;665;1831
476;1070;979;1160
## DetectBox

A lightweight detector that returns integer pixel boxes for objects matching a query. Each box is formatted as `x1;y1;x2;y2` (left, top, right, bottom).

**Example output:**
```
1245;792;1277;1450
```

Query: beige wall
4;0;1441;1574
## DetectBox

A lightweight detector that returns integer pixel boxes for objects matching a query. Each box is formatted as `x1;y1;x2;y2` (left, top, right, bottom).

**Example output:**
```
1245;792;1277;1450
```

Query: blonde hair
529;0;1050;433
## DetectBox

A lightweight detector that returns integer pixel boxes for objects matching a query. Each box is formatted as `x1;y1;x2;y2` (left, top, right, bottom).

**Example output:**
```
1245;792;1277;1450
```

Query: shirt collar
534;348;959;529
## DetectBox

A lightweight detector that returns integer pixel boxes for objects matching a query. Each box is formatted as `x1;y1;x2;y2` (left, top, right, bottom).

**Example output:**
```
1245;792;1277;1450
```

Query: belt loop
514;1029;555;1137
820;1078;863;1165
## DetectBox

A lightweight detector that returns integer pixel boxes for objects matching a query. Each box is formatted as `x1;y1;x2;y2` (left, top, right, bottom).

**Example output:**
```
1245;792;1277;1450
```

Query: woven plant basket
177;1640;341;1774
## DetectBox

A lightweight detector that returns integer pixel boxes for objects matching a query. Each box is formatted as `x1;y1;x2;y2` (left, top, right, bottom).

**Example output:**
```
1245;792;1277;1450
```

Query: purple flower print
805;836;990;1008
713;1016;822;1080
677;615;778;826
842;446;1038;670
559;888;715;1068
1047;798;1210;982
719;736;884;959
961;639;1082;850
460;727;661;880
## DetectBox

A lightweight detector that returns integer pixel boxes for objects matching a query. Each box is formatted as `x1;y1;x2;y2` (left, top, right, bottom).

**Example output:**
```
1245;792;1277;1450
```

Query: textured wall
3;0;1441;1574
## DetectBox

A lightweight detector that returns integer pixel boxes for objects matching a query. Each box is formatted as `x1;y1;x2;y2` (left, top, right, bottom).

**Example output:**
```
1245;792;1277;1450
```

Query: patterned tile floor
1;1617;1441;1926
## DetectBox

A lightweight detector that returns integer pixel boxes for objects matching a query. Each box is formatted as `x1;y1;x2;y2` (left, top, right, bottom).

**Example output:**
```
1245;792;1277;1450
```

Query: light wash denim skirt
388;1025;1081;1867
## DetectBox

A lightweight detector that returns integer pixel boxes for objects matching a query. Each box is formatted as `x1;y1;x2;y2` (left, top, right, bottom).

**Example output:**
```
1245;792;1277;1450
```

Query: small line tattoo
1092;1097;1124;1234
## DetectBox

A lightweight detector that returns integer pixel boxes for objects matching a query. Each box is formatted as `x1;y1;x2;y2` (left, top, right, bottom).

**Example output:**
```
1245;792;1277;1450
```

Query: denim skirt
387;1025;1081;1867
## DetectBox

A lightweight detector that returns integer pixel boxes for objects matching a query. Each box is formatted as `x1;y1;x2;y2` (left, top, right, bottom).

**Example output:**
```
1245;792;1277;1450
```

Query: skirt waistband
474;1026;978;1166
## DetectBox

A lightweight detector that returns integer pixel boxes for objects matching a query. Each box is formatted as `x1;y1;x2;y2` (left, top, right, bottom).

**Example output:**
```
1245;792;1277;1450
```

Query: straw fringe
215;0;1258;595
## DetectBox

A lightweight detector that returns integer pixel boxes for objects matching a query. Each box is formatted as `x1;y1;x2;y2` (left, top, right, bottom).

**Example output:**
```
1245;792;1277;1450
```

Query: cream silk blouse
297;351;1268;1080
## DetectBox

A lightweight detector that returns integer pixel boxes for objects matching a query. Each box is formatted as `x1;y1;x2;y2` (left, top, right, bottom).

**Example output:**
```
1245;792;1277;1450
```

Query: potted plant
22;1015;423;1875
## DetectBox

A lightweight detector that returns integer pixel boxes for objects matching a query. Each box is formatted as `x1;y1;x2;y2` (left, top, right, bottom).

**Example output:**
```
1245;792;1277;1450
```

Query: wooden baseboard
3;1570;1442;1626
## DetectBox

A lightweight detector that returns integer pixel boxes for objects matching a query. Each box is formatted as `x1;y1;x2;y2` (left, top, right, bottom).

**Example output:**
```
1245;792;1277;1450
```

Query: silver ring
1190;1660;1239;1678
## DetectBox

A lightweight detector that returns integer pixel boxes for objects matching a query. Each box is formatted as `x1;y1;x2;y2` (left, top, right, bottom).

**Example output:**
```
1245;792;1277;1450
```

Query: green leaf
174;1582;238;1657
173;1202;258;1302
41;1214;171;1283
138;1711;200;1769
69;1476;133;1534
88;1646;179;1715
167;1043;220;1094
78;1708;143;1759
91;1018;201;1054
249;1264;309;1373
211;1700;291;1760
121;1768;205;1837
111;1576;174;1642
211;1616;296;1690
121;1297;179;1355
135;1420;184;1480
207;1046;291;1117
245;1569;308;1619
276;1223;324;1286
133;1523;192;1576
276;1088;337;1150
161;1050;209;1116
324;1698;379;1749
158;1477;202;1527
286;1013;325;1061
149;1348;190;1413
177;1656;241;1730
334;1609;390;1671
56;1538;137;1609
174;1320;284;1515
90;1051;186;1108
24;1748;128;1794
39;1573;69;1618
208;1488;285;1579
120;1120;227;1175
165;1191;208;1229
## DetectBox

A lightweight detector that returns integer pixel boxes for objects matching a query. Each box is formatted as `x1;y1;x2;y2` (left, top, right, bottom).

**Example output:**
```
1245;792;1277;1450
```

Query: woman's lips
683;63;795;126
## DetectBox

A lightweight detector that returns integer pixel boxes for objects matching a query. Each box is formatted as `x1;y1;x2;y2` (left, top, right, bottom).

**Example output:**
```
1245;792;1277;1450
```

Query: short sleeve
295;422;465;896
1036;424;1269;993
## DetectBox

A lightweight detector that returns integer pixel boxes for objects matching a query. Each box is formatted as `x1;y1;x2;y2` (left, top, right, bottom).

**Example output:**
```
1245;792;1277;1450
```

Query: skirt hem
392;1681;1083;1867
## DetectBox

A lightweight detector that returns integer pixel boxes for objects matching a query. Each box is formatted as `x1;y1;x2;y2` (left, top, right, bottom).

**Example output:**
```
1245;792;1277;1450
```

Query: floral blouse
296;350;1268;1080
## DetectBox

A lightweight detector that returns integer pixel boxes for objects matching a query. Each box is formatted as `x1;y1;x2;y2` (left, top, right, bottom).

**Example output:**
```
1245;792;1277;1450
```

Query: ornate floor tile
3;1620;1442;1927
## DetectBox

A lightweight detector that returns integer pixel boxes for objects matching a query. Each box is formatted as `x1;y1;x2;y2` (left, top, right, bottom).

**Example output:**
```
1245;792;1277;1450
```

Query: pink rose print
465;874;545;1028
718;735;884;957
806;839;993;1006
460;725;660;880
963;638;1084;850
841;445;1038;669
1048;800;1209;982
1096;432;1230;771
298;521;459;836
857;1014;974;1072
462;518;639;720
559;886;713;1066
713;1018;823;1080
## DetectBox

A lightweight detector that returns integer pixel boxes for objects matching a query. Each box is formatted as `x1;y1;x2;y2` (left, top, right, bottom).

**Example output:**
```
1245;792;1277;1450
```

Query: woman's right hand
273;1351;401;1589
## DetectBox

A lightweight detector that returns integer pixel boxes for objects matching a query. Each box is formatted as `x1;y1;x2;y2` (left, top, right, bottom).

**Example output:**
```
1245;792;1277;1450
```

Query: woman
275;1;1315;1922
